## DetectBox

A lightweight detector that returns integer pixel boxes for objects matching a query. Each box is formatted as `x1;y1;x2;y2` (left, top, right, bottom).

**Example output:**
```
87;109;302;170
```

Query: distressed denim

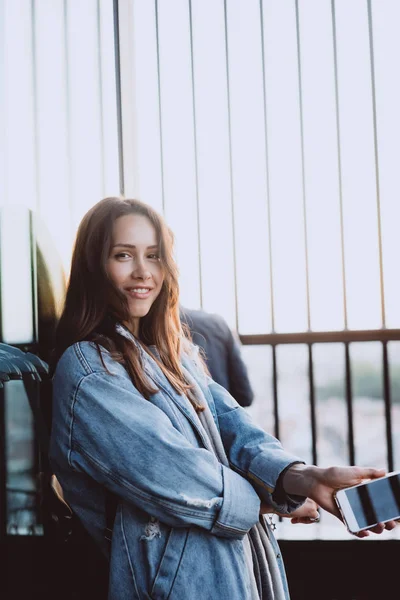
50;340;304;599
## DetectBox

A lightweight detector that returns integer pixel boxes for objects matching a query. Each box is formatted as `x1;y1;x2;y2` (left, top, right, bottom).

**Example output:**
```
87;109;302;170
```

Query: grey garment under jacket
183;364;288;600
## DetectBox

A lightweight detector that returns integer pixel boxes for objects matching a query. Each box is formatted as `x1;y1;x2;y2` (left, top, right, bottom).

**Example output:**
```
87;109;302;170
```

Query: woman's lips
126;287;152;299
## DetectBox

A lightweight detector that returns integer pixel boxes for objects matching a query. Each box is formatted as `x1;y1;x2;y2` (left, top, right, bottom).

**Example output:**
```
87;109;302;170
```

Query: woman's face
106;214;164;335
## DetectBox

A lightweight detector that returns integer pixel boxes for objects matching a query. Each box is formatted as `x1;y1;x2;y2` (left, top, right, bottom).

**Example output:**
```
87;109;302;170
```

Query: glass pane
67;0;104;228
99;0;120;197
2;0;120;277
371;1;400;328
2;0;37;210
298;1;345;331
242;345;274;436
130;0;163;213
191;0;236;328
226;0;272;334
387;342;400;470
313;343;347;467
262;1;308;332
6;381;41;535
350;342;386;467
335;0;382;329
157;0;201;309
0;207;34;344
276;344;312;463
34;0;73;270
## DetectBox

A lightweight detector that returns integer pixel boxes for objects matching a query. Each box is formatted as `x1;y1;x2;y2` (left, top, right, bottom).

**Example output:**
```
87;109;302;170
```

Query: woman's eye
148;254;160;261
115;252;131;260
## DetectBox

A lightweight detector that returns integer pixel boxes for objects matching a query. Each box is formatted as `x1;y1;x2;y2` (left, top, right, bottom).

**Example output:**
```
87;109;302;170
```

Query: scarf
182;365;288;600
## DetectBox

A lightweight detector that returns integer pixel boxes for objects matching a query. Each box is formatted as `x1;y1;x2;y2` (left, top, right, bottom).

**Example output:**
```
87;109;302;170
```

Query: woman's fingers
291;515;320;525
368;522;385;534
352;529;370;538
289;498;319;519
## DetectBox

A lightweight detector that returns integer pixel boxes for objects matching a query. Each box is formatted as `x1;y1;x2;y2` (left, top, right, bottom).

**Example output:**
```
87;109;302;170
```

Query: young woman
50;197;394;600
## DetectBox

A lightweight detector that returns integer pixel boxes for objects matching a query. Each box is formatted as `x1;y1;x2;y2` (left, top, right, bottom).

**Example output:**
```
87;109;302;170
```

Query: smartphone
334;470;400;533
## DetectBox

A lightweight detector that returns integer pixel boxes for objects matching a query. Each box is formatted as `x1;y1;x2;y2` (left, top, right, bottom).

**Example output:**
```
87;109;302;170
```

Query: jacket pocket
150;527;190;600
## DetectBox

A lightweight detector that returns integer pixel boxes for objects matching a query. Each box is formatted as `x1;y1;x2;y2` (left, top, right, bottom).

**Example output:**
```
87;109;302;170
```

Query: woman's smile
125;286;153;299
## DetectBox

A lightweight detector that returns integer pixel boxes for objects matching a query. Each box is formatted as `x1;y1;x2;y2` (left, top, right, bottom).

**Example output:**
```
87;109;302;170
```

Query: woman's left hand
282;464;398;537
260;497;320;524
285;498;320;524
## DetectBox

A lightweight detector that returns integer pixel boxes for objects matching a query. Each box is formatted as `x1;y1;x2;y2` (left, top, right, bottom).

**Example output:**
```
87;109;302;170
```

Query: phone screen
344;472;400;529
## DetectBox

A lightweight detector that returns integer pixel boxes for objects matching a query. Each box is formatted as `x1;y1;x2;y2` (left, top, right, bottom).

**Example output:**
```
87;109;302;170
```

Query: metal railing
240;328;400;471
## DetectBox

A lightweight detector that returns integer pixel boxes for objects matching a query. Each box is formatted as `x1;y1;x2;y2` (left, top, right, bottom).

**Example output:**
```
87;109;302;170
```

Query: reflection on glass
350;342;386;467
6;382;41;535
387;342;400;470
313;343;347;467
0;207;34;344
242;345;274;436
275;344;311;463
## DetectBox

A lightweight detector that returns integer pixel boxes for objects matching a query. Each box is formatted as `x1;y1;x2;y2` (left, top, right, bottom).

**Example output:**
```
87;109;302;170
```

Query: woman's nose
132;258;151;280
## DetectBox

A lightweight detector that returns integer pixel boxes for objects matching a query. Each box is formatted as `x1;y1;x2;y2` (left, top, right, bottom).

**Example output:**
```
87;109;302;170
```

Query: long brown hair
54;197;203;410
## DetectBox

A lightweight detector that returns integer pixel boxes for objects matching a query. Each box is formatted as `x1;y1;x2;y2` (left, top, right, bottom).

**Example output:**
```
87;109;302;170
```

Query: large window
118;0;400;538
2;0;400;540
0;0;120;537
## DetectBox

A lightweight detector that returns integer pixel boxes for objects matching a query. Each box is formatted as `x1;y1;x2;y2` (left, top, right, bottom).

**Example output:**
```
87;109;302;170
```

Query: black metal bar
188;0;203;308
331;0;348;329
63;0;74;235
223;0;239;333
272;345;279;441
0;385;7;539
382;342;394;472
113;0;125;196
29;211;38;345
0;211;3;343
96;0;106;197
240;329;400;346
344;342;355;465
29;378;42;529
308;344;318;465
258;0;276;333
367;0;386;329
31;0;41;217
154;0;166;214
295;0;312;333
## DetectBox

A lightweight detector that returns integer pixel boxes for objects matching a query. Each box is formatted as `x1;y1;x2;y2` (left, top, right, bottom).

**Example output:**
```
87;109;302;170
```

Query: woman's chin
129;307;151;319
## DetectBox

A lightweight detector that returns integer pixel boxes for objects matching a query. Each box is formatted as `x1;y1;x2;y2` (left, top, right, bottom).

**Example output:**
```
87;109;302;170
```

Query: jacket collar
114;323;212;447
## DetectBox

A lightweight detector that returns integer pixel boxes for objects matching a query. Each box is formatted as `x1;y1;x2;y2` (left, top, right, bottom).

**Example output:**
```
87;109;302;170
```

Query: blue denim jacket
50;339;304;599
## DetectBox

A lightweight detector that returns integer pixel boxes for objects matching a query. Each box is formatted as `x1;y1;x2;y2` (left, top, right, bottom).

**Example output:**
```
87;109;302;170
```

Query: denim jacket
50;337;304;599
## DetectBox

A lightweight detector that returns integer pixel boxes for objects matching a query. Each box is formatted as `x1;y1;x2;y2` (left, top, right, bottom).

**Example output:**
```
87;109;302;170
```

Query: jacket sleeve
65;370;261;539
225;327;254;407
207;378;306;515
